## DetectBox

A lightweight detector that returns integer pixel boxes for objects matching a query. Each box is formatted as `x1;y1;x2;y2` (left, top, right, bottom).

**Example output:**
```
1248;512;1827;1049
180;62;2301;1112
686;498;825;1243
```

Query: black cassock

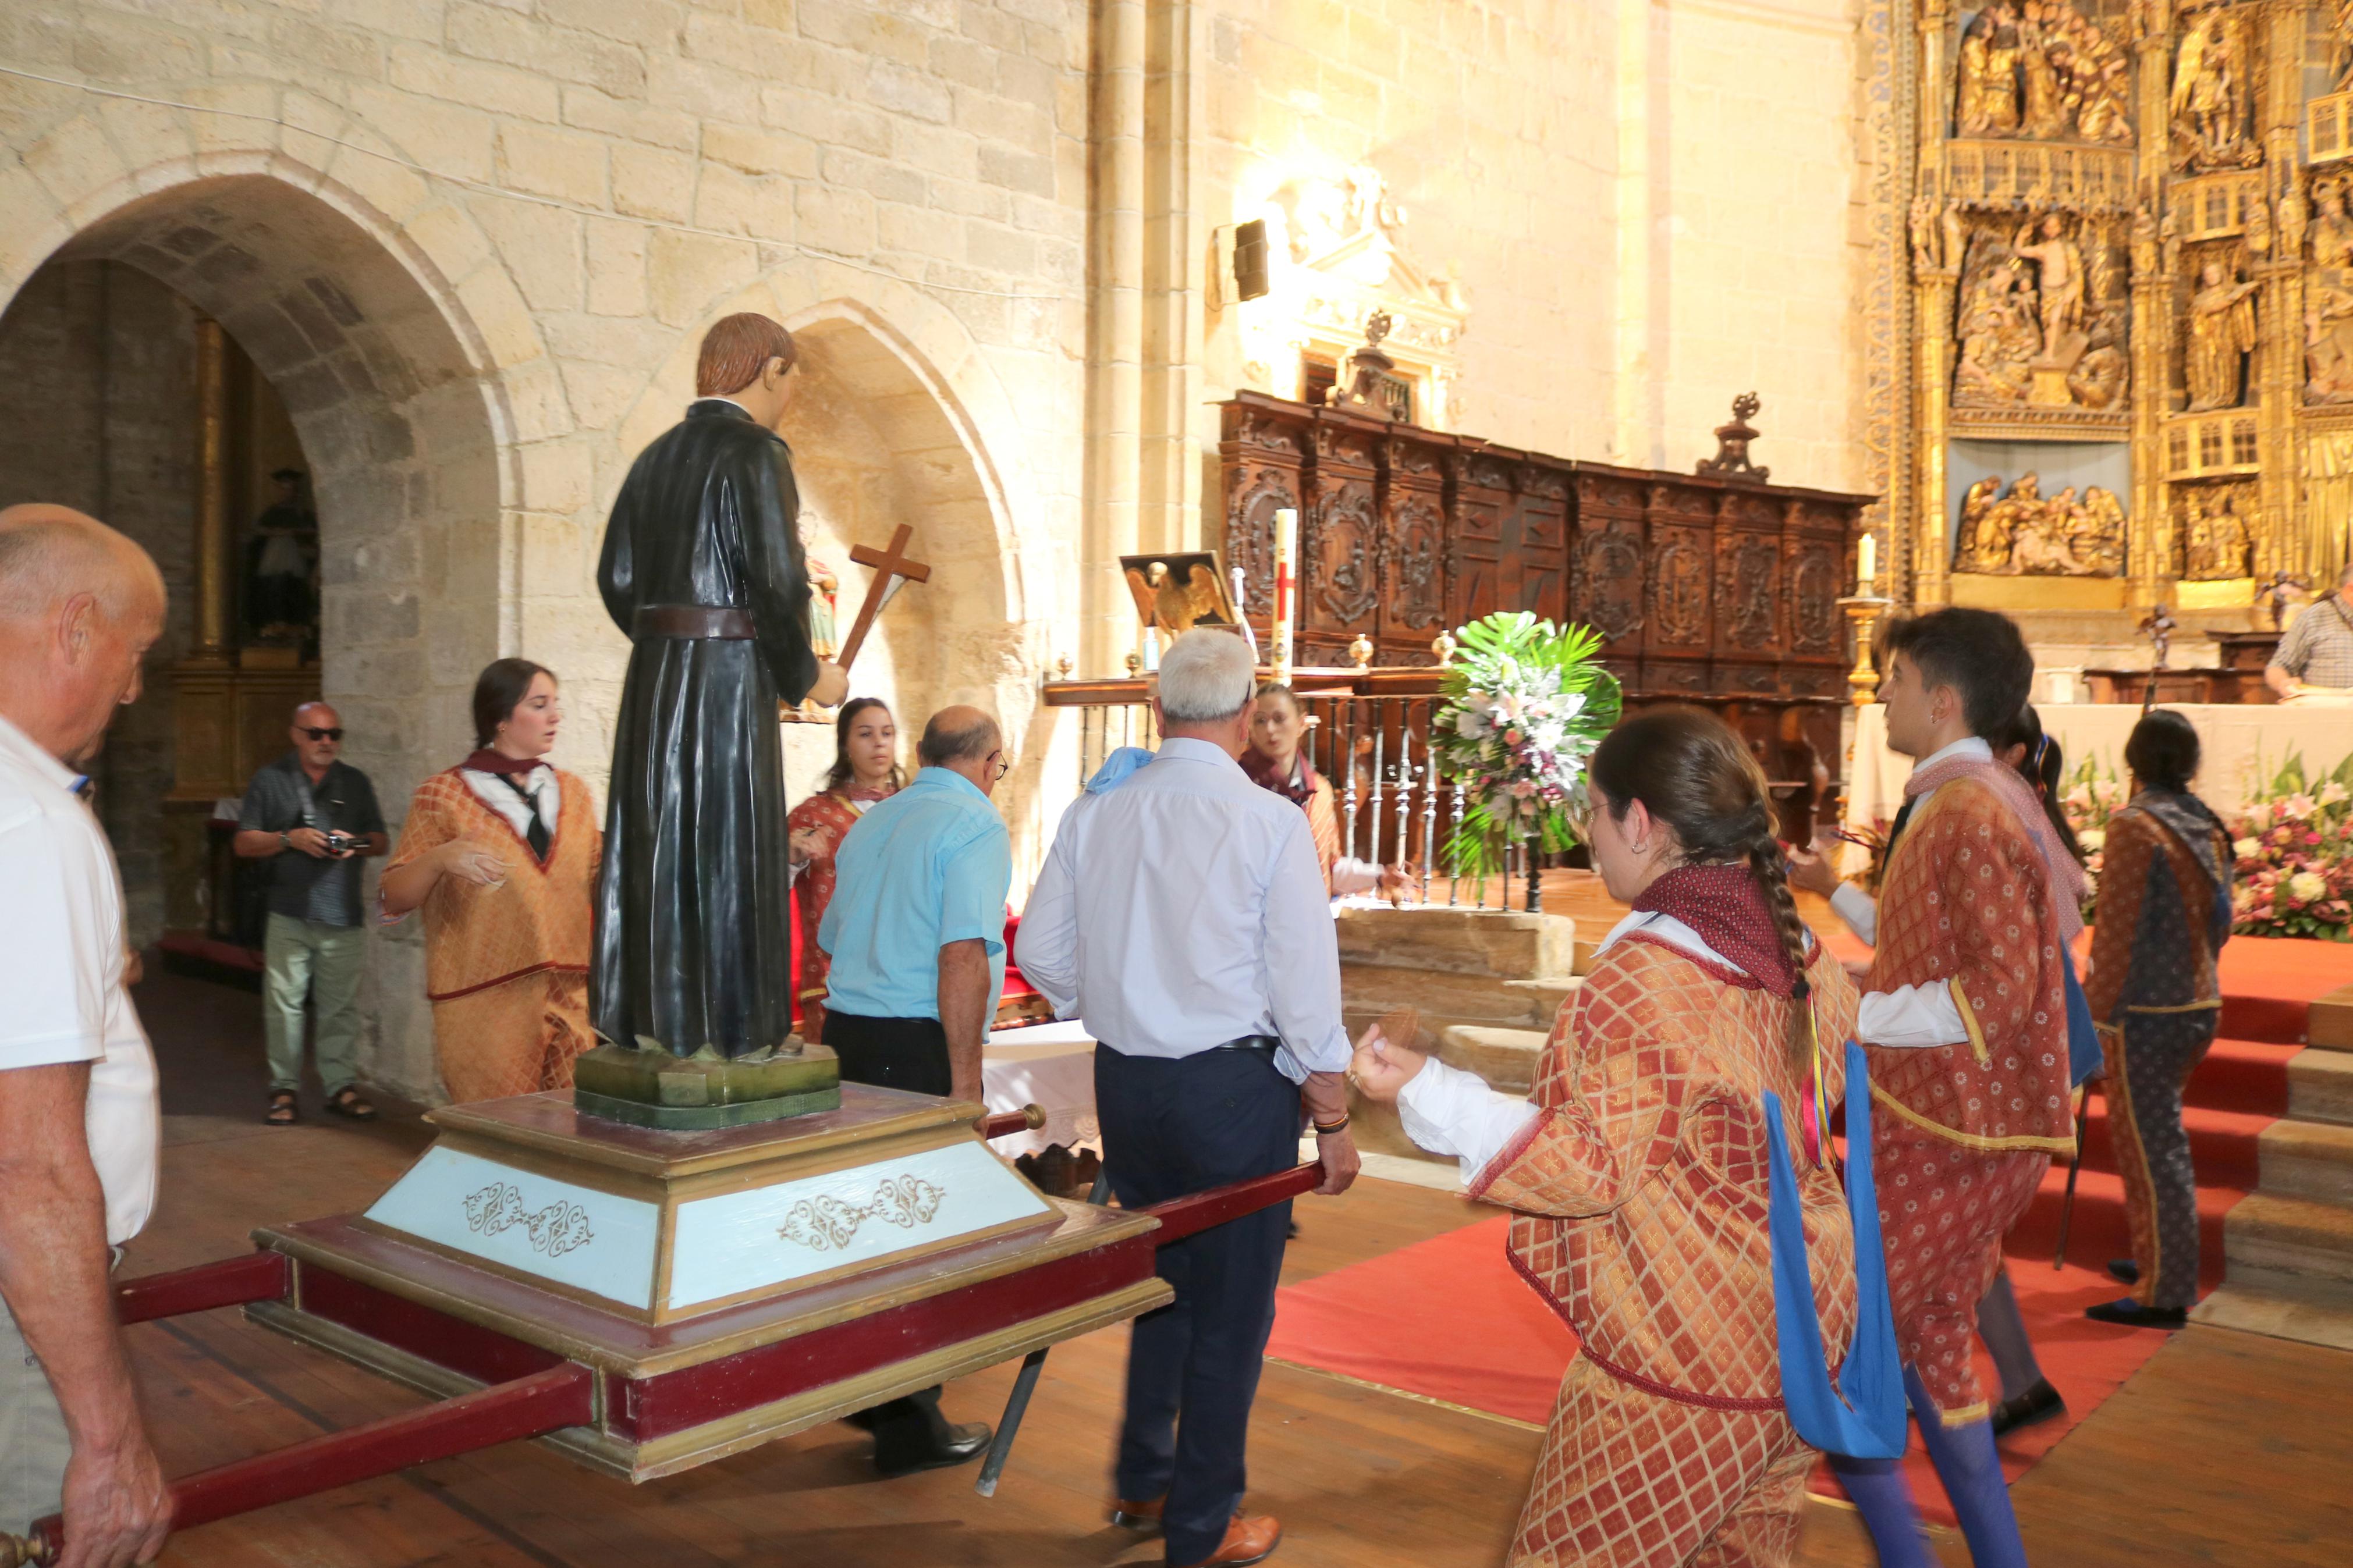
592;399;818;1058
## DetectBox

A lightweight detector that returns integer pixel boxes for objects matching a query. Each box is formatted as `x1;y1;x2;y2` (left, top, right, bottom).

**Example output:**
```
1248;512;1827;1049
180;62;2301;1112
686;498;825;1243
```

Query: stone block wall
0;260;201;948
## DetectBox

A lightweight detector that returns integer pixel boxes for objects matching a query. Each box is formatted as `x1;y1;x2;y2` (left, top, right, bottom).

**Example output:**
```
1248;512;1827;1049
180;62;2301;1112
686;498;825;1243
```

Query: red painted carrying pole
15;1363;597;1561
115;1251;289;1325
1138;1161;1325;1245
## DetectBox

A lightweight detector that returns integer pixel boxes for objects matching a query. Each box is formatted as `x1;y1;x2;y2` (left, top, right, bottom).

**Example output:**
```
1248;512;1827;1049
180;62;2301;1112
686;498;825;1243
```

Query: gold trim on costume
2122;1000;2222;1014
1937;1399;1991;1428
1949;977;1991;1068
1869;1083;2078;1155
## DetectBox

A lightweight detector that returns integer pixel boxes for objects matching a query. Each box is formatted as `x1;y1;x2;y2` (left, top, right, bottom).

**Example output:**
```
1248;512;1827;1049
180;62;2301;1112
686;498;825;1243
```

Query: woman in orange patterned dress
381;660;601;1103
786;697;902;1044
1354;709;1862;1567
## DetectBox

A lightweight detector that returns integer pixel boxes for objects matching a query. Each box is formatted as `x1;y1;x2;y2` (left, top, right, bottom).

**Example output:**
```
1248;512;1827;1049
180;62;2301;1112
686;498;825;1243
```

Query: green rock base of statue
572;1041;842;1130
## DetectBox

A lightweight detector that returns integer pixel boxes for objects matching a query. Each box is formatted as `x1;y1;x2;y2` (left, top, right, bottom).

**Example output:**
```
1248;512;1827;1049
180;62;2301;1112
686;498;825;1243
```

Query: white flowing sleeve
1829;881;1878;945
1394;1057;1541;1185
1858;980;1970;1048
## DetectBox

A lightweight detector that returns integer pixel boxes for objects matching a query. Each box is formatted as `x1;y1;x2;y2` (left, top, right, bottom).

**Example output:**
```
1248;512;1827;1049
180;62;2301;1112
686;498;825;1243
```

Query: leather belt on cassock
634;605;756;639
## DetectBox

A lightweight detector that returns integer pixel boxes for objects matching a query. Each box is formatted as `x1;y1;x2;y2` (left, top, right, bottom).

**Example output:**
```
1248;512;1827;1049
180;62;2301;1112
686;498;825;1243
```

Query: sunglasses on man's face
300;727;343;742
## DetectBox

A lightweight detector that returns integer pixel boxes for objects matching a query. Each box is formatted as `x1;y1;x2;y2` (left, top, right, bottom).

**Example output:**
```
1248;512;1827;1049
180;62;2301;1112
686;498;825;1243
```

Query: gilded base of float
573;1085;841;1129
239;1083;1166;1479
2174;577;2255;611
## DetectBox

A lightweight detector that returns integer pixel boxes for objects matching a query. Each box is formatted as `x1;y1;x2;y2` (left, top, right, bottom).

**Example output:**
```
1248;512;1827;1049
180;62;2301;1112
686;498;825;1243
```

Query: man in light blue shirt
810;703;1011;1480
818;703;1013;1105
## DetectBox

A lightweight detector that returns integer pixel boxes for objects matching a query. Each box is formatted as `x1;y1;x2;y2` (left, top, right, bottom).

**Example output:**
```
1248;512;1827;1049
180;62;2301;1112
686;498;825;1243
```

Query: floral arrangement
2060;752;2128;899
1428;612;1621;879
2225;752;2353;940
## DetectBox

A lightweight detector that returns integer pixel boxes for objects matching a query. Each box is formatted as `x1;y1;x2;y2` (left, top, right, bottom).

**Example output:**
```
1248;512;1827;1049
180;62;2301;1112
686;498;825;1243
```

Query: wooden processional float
0;1075;1327;1564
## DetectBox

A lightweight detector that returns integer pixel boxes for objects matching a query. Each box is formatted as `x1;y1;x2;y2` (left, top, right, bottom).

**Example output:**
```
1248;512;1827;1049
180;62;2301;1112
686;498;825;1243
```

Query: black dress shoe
2085;1297;2186;1329
874;1420;992;1478
2106;1258;2141;1286
1989;1377;2065;1438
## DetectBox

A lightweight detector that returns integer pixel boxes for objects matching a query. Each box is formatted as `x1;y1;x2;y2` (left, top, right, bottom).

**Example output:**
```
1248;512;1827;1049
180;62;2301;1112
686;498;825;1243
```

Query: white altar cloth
982;1019;1099;1158
1844;702;2353;862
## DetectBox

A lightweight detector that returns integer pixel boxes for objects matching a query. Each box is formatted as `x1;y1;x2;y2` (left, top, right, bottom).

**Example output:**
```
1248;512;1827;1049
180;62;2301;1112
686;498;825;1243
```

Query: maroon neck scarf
1238;746;1319;806
461;749;545;778
1630;862;1807;998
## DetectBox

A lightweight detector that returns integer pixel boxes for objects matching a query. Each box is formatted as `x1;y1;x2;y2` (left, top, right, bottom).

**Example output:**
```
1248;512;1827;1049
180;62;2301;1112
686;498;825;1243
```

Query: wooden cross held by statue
2136;603;2177;714
836;524;931;674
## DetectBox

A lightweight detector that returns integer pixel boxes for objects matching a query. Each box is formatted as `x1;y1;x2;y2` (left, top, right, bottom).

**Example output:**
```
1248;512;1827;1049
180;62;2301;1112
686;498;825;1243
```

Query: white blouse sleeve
1829;881;1879;945
1857;980;1971;1048
1394;1057;1542;1186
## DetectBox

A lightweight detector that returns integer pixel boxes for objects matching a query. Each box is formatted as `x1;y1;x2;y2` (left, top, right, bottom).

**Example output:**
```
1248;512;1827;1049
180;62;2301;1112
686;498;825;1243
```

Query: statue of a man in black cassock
592;314;849;1059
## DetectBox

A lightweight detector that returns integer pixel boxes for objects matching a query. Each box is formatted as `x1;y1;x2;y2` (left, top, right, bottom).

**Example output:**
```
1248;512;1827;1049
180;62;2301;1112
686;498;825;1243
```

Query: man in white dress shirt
0;504;173;1568
1016;628;1360;1568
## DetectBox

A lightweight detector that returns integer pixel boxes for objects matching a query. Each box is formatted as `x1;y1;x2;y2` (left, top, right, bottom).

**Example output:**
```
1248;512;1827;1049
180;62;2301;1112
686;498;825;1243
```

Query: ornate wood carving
1216;389;1871;706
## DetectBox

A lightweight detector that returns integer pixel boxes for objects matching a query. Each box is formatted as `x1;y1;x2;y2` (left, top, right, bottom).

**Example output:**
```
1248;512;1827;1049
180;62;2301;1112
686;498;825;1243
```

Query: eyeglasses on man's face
988;750;1010;781
300;727;343;742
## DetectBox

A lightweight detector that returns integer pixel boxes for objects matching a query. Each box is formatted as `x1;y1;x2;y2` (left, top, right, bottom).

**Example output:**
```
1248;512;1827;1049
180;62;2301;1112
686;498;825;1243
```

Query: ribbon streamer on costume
2060;943;2101;1089
1763;1040;1906;1459
1085;747;1155;792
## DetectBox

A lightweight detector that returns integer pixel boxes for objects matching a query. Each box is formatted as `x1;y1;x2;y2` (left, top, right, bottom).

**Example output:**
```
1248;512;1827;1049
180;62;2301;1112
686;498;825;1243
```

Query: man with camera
233;701;387;1125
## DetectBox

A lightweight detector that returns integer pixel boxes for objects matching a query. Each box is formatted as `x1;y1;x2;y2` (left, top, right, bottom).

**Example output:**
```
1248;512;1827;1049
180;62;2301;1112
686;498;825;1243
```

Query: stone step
2288;1047;2353;1128
1335;905;1577;980
1340;962;1575;1030
2304;981;2353;1052
2191;1266;2353;1353
1435;1024;1549;1096
2222;1190;2353;1287
2259;1117;2353;1206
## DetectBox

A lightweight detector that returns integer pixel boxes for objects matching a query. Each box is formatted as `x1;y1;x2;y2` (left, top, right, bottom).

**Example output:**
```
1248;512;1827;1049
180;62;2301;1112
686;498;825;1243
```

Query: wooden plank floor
118;968;2352;1566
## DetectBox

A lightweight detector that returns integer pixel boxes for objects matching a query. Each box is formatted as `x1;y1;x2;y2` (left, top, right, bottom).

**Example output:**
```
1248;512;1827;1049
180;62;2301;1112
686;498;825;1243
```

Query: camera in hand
324;830;362;856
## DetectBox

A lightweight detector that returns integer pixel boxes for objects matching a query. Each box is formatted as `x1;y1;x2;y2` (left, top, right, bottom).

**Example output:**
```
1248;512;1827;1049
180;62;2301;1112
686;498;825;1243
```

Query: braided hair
1998;705;2086;865
1589;707;1813;1082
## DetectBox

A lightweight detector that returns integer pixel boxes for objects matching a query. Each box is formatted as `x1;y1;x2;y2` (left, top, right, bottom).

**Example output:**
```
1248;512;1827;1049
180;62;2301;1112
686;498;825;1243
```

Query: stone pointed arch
0;111;559;1103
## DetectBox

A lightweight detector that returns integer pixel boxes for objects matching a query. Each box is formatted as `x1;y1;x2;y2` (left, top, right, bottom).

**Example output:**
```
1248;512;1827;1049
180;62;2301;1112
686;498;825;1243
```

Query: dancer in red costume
1824;609;2079;1568
1355;709;1865;1566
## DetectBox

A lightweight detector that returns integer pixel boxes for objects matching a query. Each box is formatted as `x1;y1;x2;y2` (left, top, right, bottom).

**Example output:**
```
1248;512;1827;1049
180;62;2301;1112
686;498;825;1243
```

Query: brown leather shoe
1110;1495;1163;1532
1170;1514;1281;1568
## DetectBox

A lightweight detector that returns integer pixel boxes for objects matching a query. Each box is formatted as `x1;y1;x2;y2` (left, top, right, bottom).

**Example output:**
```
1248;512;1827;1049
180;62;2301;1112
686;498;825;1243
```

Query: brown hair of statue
695;314;797;397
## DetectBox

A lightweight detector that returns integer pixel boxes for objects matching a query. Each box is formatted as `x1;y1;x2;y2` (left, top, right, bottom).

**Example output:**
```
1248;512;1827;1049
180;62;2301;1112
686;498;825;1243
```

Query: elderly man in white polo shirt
0;504;173;1568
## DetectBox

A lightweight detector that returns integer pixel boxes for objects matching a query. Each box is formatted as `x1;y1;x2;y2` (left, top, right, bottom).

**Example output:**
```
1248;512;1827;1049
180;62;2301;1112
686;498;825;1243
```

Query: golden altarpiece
1872;1;2353;634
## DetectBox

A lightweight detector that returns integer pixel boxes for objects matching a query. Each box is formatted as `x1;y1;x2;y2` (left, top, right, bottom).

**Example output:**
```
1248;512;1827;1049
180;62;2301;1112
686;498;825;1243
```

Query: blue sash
1763;1040;1906;1459
2060;943;2102;1088
1085;746;1155;793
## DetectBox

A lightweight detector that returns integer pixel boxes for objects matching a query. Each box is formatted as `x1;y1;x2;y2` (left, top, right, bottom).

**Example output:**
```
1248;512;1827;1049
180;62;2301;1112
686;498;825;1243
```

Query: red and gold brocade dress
1429;923;1862;1567
384;767;601;1103
786;784;892;1043
1862;770;2076;1423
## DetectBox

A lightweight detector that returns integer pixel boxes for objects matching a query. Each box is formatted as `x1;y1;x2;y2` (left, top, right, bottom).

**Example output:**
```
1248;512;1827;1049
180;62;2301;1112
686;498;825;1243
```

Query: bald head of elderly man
0;504;174;1568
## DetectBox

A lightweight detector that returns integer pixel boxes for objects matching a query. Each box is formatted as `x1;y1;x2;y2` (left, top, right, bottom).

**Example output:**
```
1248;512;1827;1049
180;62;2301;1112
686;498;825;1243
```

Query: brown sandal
325;1086;377;1122
265;1091;297;1125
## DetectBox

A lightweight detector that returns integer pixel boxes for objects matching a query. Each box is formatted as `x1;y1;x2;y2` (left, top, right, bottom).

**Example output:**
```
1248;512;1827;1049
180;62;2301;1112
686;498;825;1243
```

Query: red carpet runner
1268;938;2340;1528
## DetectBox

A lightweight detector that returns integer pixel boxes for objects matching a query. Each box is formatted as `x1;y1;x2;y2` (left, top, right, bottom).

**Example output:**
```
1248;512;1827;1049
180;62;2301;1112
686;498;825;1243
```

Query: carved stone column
191;315;233;666
2255;1;2308;582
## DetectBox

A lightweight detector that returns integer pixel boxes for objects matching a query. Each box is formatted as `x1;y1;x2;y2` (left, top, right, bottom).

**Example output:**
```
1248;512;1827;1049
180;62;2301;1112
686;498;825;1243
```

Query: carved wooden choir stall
1214;389;1872;836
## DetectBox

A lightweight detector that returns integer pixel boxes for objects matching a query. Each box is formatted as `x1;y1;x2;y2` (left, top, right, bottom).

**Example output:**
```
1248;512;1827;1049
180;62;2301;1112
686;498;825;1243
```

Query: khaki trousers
0;1291;71;1534
262;912;367;1095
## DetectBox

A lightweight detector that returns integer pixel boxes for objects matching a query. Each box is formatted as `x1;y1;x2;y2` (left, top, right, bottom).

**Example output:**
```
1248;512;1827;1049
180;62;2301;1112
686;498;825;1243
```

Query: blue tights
1826;1364;2027;1567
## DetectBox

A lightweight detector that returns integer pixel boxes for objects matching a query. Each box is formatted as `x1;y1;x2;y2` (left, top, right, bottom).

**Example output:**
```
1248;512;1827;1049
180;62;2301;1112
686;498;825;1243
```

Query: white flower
2290;871;2329;903
1454;706;1490;739
2234;837;2262;858
2289;794;2319;819
2078;829;2105;852
2324;781;2349;806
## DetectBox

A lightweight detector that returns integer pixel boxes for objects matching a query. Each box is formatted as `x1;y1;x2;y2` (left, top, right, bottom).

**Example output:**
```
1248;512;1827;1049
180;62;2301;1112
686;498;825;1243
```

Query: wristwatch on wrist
279;830;291;850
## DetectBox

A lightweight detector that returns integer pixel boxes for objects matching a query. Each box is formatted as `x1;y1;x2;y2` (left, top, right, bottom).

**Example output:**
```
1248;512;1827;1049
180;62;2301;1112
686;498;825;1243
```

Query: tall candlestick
1856;530;1876;592
1271;507;1298;684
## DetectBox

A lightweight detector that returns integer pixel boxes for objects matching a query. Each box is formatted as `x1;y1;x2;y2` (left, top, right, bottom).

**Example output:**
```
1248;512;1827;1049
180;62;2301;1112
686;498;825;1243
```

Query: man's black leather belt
634;605;755;639
1213;1035;1281;1055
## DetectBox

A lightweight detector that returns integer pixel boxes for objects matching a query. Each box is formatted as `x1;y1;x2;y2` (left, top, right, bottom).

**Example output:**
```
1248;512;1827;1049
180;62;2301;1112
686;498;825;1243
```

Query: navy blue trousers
1096;1044;1301;1566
